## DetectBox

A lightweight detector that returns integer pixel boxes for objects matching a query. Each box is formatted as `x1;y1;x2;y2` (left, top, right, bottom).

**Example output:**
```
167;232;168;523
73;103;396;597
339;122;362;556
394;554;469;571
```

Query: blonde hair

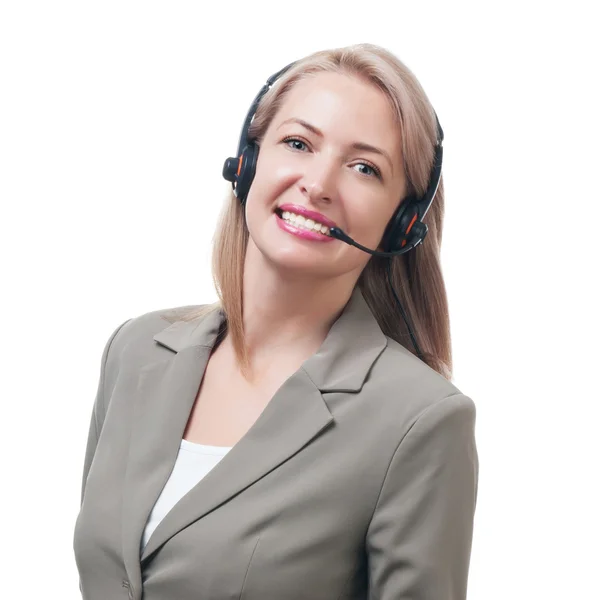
176;43;453;382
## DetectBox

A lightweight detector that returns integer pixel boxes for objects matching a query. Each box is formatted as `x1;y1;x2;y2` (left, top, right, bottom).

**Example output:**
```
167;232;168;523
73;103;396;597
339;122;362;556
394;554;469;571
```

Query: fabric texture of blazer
73;286;479;600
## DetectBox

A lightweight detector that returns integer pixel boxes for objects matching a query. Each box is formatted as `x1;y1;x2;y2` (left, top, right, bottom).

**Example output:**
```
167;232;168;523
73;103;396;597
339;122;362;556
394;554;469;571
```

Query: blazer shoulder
363;335;475;438
381;335;464;395
103;303;213;370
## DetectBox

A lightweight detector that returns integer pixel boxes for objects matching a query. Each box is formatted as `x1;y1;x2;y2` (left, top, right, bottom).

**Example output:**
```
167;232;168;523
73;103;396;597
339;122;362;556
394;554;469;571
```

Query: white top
140;438;233;552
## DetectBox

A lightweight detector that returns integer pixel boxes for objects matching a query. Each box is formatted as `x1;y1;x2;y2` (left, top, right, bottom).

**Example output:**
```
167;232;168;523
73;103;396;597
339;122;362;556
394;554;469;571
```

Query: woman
74;43;479;600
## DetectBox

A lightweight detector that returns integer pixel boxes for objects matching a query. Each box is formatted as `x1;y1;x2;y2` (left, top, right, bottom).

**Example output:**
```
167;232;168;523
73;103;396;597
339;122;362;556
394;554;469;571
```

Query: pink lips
274;205;335;243
276;203;338;229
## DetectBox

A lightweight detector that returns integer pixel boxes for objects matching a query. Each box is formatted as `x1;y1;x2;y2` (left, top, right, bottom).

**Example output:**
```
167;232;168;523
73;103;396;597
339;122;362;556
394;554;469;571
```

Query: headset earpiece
380;198;427;252
380;125;443;252
222;156;240;184
222;144;259;205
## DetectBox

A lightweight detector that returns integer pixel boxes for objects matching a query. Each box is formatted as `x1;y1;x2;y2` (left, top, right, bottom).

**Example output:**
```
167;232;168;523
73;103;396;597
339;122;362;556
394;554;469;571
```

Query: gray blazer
73;286;479;600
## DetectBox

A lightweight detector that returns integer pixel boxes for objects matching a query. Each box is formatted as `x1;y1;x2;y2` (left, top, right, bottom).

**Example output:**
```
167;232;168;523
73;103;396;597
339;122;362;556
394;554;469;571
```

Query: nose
299;155;338;204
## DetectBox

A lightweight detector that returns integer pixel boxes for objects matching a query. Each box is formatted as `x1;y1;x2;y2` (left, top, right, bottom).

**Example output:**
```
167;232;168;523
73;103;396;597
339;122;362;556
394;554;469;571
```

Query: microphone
328;223;427;257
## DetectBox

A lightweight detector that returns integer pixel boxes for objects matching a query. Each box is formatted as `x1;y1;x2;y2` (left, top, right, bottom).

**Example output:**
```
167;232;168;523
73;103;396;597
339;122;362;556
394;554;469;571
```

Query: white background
1;1;598;598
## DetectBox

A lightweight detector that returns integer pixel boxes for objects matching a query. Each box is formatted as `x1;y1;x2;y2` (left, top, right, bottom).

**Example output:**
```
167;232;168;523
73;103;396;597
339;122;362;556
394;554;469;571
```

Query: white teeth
280;210;330;236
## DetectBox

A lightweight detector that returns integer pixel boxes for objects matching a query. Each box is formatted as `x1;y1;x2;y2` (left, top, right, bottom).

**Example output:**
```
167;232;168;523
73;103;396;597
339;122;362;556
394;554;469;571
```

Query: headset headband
223;60;444;252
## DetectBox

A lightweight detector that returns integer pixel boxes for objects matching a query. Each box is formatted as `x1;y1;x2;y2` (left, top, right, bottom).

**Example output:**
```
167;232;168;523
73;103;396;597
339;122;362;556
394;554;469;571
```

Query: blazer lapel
121;318;220;586
121;286;388;580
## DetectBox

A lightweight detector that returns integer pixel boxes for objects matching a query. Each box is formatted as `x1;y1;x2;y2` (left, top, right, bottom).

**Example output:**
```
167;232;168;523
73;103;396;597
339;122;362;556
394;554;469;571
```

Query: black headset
222;61;444;362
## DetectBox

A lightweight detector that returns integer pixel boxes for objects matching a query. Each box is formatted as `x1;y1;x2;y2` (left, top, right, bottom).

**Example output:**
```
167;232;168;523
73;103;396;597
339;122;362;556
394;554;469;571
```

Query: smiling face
244;71;407;281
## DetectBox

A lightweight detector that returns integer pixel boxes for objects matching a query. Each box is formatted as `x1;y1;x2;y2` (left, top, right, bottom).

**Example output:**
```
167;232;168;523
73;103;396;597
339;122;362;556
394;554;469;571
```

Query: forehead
271;71;402;155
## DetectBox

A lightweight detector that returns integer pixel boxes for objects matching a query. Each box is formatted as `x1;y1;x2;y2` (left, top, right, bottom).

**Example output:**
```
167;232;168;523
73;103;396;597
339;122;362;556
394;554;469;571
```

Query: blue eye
354;163;381;178
282;137;308;151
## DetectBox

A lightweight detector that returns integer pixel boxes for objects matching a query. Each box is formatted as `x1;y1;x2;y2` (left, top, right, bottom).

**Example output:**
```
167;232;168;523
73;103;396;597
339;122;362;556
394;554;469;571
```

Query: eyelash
281;136;383;180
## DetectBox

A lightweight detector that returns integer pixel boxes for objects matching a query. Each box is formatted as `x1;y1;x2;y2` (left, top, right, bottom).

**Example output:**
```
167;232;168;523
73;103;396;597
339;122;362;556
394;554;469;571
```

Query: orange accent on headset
406;213;418;234
400;213;419;247
236;156;243;176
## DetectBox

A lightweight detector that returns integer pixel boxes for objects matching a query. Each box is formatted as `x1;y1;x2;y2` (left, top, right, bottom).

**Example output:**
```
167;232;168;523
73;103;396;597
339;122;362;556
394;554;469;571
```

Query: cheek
346;194;397;243
247;158;298;208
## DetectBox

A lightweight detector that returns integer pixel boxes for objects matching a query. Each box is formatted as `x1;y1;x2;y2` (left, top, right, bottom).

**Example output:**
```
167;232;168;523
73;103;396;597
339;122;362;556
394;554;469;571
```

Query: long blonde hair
176;43;453;381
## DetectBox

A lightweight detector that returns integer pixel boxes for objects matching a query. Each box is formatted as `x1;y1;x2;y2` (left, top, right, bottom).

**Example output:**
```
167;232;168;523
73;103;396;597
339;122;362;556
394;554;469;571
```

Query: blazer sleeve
79;319;131;507
366;392;479;600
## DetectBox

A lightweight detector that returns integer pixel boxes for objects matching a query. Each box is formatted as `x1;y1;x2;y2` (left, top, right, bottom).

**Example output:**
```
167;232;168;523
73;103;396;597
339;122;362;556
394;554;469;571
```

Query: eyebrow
277;117;394;174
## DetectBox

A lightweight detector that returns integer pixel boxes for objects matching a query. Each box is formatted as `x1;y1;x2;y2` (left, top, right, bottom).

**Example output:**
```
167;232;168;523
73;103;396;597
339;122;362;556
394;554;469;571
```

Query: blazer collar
152;285;388;392
121;286;388;585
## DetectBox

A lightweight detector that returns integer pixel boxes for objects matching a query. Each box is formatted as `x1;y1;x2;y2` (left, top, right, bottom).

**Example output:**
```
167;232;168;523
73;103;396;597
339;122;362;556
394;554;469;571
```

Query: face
244;71;407;281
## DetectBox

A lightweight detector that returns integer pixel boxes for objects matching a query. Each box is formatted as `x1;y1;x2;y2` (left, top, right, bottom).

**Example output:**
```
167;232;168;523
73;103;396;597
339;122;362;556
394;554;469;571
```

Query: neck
236;240;359;371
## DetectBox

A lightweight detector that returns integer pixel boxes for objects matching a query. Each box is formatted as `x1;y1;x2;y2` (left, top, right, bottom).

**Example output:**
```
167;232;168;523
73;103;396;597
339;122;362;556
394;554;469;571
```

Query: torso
182;335;292;448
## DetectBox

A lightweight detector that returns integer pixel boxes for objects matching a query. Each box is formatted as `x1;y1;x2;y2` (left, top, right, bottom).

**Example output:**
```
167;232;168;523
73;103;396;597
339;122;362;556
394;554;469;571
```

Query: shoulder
354;334;476;450
379;334;468;400
95;303;221;407
100;303;214;377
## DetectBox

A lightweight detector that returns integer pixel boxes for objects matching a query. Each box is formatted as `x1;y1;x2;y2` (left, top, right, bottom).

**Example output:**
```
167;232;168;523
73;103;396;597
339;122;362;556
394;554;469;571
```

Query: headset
223;61;444;363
